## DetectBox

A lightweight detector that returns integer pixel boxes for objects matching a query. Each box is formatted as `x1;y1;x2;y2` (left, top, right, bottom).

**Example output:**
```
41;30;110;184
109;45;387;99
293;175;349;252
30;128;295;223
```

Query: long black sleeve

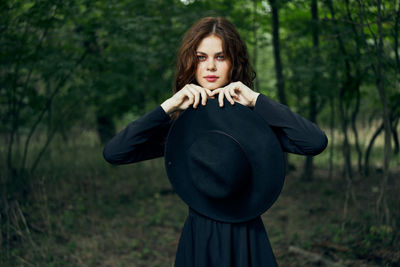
252;93;328;156
103;105;172;165
103;94;328;165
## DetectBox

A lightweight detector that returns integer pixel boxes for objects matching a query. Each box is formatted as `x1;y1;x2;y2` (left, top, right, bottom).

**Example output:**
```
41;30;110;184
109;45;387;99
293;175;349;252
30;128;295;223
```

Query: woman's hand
161;84;215;114
209;81;260;108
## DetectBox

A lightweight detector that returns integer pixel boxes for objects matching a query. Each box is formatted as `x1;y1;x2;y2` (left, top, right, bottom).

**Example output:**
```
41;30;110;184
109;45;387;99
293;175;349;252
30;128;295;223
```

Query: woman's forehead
196;35;224;53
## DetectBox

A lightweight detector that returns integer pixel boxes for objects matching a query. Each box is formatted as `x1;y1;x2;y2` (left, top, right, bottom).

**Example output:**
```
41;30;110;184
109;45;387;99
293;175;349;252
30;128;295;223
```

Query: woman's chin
200;81;230;91
202;84;219;90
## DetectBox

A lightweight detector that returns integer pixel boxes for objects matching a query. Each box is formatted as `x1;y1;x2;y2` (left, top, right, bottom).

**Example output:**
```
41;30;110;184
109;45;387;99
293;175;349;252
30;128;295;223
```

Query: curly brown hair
171;16;256;121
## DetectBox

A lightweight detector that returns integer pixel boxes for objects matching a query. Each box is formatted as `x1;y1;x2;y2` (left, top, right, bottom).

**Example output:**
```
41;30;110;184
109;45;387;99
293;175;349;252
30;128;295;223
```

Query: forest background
1;0;400;266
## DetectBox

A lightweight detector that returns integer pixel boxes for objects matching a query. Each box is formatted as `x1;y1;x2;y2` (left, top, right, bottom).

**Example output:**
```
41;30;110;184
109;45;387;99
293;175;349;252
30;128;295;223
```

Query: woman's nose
207;59;216;71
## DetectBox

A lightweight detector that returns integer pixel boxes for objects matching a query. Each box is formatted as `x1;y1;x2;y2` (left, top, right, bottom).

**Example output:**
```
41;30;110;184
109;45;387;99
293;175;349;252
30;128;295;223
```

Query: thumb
210;88;221;95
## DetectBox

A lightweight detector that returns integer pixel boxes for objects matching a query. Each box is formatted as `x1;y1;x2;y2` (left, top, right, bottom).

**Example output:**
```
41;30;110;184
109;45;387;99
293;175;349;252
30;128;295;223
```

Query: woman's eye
197;55;224;61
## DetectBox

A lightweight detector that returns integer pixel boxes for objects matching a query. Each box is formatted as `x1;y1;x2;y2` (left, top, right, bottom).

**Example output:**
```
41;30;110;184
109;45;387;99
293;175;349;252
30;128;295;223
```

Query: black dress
103;93;328;267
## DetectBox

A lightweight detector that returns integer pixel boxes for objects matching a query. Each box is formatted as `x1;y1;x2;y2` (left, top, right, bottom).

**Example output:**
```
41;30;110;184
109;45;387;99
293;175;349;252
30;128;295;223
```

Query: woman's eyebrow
196;51;224;55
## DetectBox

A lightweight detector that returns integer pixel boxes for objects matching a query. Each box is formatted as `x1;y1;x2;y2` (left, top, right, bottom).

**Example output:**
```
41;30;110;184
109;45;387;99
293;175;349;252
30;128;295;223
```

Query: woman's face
195;35;231;90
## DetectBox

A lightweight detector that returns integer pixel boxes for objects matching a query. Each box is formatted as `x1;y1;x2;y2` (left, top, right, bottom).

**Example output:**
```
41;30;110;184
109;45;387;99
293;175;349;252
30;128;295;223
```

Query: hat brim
164;97;285;223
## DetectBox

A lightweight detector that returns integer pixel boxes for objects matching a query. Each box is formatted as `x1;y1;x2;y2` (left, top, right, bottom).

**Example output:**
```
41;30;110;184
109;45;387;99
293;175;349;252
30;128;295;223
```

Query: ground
2;144;399;266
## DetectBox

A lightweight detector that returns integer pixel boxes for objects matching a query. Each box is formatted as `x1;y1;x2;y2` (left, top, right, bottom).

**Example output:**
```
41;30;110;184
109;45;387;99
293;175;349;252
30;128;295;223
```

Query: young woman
103;16;328;266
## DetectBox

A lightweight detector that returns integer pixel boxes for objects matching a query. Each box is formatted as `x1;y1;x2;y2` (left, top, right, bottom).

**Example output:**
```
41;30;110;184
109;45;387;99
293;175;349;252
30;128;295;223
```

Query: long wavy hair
171;16;256;121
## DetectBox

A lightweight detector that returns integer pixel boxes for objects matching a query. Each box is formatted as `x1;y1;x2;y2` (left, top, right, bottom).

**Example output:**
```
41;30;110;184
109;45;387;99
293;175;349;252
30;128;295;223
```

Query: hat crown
164;97;285;223
188;130;252;199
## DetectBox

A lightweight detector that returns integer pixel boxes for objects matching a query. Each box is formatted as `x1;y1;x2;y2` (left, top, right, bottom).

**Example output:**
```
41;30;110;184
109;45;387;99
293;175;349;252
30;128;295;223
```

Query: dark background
1;0;399;266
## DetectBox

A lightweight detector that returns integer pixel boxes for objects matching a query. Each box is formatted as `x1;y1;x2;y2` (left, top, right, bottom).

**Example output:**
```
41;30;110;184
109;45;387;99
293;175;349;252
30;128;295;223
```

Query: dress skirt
174;207;278;267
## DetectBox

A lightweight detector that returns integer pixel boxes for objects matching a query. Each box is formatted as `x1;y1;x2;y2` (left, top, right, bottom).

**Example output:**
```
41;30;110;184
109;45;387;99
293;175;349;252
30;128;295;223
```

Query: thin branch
20;51;87;171
7;20;30;176
30;98;81;174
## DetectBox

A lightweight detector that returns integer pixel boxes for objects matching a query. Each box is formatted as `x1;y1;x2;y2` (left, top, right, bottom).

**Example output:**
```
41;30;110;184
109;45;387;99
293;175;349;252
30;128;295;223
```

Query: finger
223;84;235;104
191;84;212;103
229;86;239;99
187;85;200;108
210;88;220;96
224;89;235;105
184;90;194;107
218;89;225;107
198;87;208;105
204;88;215;98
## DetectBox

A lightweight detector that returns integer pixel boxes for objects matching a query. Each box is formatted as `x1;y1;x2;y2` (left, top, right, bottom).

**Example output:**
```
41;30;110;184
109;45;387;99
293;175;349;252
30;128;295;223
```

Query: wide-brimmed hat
164;97;285;223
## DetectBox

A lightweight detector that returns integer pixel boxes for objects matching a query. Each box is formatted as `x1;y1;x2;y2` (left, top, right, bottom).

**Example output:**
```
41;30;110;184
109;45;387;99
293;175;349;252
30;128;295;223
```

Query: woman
103;17;328;266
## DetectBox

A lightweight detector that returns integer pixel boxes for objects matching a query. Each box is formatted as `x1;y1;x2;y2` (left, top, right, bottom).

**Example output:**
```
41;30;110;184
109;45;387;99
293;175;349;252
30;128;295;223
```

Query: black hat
164;97;285;223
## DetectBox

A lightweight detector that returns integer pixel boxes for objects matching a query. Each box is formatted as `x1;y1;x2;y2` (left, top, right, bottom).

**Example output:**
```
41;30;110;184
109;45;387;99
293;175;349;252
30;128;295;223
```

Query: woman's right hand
161;84;215;114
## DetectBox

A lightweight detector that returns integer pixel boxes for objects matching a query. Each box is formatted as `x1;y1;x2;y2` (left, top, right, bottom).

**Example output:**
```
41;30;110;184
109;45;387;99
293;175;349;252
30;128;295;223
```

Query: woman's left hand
209;81;260;108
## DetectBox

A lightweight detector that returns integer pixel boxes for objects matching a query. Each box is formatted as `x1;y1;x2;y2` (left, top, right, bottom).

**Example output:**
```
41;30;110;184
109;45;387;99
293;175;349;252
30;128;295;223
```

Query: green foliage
1;0;400;266
366;225;394;247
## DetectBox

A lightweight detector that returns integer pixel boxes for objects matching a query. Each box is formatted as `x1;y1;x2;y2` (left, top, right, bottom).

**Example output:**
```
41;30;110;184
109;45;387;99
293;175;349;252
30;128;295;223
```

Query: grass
1;131;399;266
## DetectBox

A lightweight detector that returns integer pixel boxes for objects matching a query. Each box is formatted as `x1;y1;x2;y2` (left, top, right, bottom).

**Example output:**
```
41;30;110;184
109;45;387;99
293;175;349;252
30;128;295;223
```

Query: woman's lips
205;77;218;82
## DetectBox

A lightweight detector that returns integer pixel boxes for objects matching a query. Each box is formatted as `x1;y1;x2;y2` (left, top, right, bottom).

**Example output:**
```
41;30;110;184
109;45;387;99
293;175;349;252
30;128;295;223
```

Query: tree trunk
364;111;399;176
328;69;337;180
374;0;392;225
364;122;384;177
96;113;116;145
345;0;364;175
350;85;362;174
253;0;260;91
269;0;289;173
392;118;399;155
302;0;319;181
326;0;356;223
394;0;400;71
269;0;287;106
